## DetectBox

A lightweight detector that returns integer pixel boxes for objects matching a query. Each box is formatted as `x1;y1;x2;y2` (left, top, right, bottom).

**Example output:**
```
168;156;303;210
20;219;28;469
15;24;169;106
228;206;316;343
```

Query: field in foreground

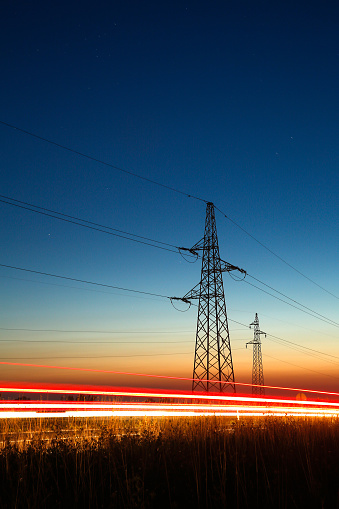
0;416;338;508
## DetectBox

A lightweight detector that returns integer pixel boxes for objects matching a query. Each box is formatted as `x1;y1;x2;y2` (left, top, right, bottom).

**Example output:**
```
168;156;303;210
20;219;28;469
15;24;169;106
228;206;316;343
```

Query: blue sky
0;0;338;393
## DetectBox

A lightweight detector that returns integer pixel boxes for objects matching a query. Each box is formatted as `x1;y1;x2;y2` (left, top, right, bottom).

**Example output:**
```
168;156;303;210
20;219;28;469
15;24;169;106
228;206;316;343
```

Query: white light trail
0;400;339;419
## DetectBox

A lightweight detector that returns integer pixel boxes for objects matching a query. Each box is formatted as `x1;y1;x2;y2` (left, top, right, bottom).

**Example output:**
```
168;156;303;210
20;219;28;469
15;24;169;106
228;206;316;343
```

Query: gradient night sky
0;1;338;393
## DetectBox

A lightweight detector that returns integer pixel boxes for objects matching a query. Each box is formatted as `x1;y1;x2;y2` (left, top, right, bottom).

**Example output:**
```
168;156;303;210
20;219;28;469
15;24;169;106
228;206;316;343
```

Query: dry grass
0;416;338;508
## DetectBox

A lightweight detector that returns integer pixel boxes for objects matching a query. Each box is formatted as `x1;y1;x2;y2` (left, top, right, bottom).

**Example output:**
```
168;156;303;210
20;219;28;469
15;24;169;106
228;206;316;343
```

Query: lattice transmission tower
246;313;266;395
173;202;245;393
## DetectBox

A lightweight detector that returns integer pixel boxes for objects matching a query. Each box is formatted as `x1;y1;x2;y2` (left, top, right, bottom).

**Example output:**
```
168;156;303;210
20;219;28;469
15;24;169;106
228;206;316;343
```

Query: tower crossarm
250;329;267;337
182;282;202;301
220;259;246;275
172;260;246;304
170;282;201;304
246;339;259;348
179;243;247;277
178;238;205;257
249;323;266;337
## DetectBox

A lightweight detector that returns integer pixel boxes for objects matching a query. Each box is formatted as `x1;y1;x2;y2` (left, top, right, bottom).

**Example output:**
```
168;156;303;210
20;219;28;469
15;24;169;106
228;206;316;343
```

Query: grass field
0;416;338;508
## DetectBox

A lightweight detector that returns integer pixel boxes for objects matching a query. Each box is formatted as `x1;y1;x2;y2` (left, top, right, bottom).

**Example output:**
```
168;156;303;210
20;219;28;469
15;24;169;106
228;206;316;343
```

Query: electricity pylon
173;202;246;393
246;313;266;395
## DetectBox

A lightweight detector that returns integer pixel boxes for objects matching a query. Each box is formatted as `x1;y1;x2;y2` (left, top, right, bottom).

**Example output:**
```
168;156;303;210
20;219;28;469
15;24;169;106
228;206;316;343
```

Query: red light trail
0;384;339;419
1;384;338;407
2;360;339;398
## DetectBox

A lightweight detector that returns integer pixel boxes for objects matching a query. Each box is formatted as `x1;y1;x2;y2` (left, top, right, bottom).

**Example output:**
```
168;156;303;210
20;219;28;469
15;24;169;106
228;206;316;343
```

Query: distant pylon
173;202;246;393
246;313;266;395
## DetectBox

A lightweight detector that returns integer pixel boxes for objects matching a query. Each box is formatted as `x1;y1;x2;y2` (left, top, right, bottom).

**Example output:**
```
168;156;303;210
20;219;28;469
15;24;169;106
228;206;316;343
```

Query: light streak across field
1;385;339;418
2;361;339;398
0;402;338;419
1;402;339;414
1;384;339;407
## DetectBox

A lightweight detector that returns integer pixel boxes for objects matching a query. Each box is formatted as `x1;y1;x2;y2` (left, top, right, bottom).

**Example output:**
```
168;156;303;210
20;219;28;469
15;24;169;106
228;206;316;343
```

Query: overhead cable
242;278;339;328
1;197;336;316
1;119;337;300
2;260;337;330
266;334;339;362
214;204;338;300
0;263;170;299
0;339;193;344
0;327;192;334
0;120;206;202
0;352;192;360
0;196;182;255
262;352;339;381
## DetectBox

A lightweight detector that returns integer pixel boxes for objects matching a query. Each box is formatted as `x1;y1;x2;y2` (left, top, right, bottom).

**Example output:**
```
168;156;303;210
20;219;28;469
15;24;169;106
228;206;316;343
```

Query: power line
0;327;246;335
0;120;206;203
0;352;192;360
0;339;193;344
229;270;339;327
247;273;338;325
0;194;176;248
0;263;170;299
228;318;250;328
1;120;336;300
229;315;339;366
242;278;339;328
214;205;338;300
183;266;338;328
192;254;337;326
0;335;250;346
2;328;337;367
0;274;165;301
256;311;339;340
266;333;339;363
0;196;182;256
235;316;339;366
267;338;339;367
0;327;193;334
2;260;337;332
1;196;336;320
263;352;339;381
268;339;339;366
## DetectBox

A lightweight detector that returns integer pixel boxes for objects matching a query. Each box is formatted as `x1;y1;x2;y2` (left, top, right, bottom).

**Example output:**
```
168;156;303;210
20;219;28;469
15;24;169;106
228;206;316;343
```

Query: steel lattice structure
246;313;266;395
175;202;245;393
